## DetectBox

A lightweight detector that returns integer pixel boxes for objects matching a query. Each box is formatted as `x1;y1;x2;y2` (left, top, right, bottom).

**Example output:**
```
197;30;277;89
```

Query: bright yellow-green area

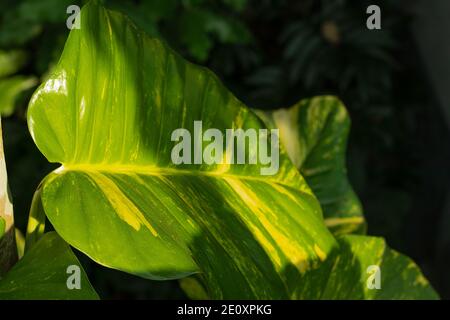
87;172;158;236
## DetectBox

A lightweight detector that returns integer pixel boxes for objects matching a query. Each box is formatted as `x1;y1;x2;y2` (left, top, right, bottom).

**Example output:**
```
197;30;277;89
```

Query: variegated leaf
256;97;365;235
27;2;336;299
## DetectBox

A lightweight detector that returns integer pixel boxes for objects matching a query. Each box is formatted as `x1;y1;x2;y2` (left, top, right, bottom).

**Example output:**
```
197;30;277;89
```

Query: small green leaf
0;232;99;299
256;96;365;235
0;76;37;116
0;50;28;78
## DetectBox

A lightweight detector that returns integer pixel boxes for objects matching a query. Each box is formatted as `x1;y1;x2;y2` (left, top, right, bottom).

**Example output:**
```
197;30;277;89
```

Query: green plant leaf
15;228;25;259
27;2;336;299
0;76;37;116
294;235;438;299
0;217;4;239
0;50;28;78
0;118;17;276
255;96;365;235
179;275;209;300
0;231;99;299
182;233;439;299
25;188;46;252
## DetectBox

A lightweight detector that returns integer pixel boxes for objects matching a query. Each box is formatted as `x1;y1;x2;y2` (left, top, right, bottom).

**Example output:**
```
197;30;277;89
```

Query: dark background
0;0;449;299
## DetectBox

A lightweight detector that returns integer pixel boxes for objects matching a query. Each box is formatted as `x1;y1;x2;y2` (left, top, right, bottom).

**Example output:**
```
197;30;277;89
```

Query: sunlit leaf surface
256;96;365;235
28;2;336;299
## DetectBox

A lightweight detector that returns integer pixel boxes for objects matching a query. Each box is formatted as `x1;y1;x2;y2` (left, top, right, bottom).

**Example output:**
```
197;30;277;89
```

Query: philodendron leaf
0;118;17;276
27;2;336;299
256;97;365;235
294;235;438;299
0;232;99;299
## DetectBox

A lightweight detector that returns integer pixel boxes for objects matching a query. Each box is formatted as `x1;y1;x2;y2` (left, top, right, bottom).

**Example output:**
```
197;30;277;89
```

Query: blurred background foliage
0;0;449;299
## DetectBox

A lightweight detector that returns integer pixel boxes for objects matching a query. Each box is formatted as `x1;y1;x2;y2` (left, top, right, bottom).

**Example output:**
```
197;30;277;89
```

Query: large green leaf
256;97;365;235
27;2;336;299
0;232;98;299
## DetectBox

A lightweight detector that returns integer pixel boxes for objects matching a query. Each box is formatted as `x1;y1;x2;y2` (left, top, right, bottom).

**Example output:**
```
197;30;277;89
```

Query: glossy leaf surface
28;2;336;299
256;97;365;235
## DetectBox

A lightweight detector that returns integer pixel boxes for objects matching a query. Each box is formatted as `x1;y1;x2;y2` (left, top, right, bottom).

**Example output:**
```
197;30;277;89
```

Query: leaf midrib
55;164;304;191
